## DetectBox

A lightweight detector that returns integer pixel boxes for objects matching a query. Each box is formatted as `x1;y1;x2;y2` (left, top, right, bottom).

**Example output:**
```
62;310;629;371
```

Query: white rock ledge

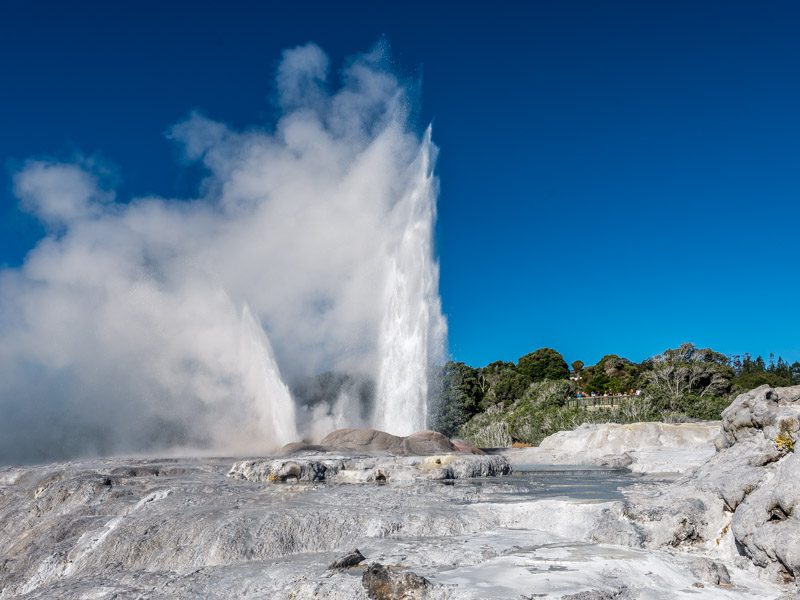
503;421;720;474
228;453;512;484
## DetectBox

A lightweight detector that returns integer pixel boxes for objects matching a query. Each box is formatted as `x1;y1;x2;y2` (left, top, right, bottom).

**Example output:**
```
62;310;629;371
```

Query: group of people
572;389;642;399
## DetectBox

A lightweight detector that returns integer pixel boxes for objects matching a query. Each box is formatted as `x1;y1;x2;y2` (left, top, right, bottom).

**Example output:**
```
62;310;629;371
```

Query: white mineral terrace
2;385;799;599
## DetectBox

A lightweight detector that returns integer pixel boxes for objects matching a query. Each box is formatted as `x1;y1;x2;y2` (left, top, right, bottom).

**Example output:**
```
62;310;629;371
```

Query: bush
459;380;586;447
458;405;512;447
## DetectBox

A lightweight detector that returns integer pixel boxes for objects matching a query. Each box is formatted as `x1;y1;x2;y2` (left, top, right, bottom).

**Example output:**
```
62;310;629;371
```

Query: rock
686;556;731;585
450;439;485;455
328;548;366;569
618;385;800;585
278;441;327;456
502;421;719;474
228;454;511;485
361;562;430;600
595;453;633;469
560;589;632;600
589;507;645;547
400;431;457;455
321;428;406;454
319;428;457;456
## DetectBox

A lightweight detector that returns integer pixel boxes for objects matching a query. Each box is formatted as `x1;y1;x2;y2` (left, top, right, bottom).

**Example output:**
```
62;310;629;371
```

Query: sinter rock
617;385;800;587
228;428;503;485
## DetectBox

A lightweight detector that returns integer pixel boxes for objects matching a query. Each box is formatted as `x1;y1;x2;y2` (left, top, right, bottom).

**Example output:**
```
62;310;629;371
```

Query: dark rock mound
327;548;365;570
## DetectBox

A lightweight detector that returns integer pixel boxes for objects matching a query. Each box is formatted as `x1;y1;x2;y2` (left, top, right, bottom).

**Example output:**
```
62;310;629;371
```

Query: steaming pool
445;464;642;503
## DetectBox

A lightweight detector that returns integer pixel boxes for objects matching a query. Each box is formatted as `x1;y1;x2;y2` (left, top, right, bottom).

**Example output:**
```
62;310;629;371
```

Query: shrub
775;419;797;453
775;432;795;453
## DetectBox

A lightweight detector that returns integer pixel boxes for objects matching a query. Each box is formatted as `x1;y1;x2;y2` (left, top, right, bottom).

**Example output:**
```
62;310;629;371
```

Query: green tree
517;348;569;383
791;361;800;385
642;343;733;412
583;354;639;394
571;360;584;378
492;370;531;406
431;362;484;437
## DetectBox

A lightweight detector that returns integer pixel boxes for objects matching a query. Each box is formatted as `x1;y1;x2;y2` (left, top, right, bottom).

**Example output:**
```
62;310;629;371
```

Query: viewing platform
565;393;639;410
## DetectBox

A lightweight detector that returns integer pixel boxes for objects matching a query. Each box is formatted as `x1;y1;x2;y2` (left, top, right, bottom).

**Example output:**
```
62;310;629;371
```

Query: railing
564;394;639;409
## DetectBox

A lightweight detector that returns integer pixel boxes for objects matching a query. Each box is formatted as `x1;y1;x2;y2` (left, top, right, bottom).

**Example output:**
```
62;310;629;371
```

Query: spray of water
375;128;446;434
0;42;446;463
238;306;298;447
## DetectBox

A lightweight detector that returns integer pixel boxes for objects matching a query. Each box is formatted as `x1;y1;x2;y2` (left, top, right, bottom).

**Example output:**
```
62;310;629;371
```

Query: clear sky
2;1;798;368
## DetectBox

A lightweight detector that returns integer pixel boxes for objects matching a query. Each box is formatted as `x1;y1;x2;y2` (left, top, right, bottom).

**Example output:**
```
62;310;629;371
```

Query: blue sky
2;1;799;367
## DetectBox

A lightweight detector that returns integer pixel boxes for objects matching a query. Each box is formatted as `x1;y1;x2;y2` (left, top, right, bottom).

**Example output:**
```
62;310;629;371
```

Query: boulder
399;431;457;455
619;385;800;585
361;562;430;600
327;548;366;570
686;556;731;585
450;439;485;455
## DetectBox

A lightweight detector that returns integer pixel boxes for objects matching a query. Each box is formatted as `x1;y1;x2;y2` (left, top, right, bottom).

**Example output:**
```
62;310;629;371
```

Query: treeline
431;344;800;447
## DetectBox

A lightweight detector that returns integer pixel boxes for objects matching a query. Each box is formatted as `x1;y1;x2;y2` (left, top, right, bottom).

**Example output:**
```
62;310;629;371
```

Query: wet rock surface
0;414;794;599
227;428;504;486
228;453;511;485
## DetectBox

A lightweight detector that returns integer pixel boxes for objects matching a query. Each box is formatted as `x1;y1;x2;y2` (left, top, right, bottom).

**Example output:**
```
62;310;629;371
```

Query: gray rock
228;453;512;485
589;507;645;547
619;385;800;584
328;548;366;569
686;556;731;585
361;562;430;600
560;588;632;600
595;453;634;469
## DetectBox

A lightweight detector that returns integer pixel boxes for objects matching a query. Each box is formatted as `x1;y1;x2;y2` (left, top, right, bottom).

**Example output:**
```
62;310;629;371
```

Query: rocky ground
609;385;800;588
501;421;720;474
1;387;798;599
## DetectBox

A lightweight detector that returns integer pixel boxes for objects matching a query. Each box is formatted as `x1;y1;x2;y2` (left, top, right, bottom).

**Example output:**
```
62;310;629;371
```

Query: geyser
375;128;445;435
0;42;446;464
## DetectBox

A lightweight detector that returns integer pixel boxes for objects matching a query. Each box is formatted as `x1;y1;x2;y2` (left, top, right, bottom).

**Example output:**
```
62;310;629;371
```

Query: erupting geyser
0;42;446;463
375;128;446;435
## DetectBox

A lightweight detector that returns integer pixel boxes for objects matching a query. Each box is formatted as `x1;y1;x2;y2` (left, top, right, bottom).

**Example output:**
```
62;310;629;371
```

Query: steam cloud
0;43;446;464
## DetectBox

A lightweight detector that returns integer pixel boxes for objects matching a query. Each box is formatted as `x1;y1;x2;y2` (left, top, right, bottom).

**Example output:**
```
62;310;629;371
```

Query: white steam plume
0;43;446;464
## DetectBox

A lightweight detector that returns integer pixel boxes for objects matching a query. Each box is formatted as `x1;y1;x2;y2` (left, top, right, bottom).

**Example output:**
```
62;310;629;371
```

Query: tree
431;362;484;437
732;353;793;390
517;348;569;383
571;360;584;378
583;354;638;393
791;362;800;385
642;343;733;412
492;370;530;406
